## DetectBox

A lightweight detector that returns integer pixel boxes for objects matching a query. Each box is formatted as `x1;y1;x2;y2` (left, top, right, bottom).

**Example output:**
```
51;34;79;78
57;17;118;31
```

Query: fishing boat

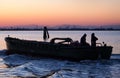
5;37;113;61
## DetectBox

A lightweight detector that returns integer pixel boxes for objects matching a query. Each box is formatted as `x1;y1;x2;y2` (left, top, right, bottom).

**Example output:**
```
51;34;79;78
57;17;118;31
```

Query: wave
0;50;120;77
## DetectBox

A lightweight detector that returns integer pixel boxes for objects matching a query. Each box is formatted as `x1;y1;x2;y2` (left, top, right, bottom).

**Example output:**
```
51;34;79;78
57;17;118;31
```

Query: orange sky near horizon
0;0;120;26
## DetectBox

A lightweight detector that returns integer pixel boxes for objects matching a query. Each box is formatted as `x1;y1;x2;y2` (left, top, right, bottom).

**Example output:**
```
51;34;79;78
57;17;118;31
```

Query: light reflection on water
0;31;120;54
0;58;8;69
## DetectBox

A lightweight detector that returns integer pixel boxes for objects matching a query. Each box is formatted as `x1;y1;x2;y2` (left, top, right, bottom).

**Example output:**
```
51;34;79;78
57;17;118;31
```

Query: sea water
0;31;119;78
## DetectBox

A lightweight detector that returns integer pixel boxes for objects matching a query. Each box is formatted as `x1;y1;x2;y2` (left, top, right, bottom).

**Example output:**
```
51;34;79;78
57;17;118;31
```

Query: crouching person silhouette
80;34;90;46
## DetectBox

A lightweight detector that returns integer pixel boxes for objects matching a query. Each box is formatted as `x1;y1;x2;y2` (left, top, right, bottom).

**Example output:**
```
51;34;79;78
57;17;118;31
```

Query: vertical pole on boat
43;26;49;42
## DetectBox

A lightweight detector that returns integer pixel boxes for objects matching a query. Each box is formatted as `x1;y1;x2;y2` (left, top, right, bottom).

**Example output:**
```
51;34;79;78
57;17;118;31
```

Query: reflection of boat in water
5;37;113;61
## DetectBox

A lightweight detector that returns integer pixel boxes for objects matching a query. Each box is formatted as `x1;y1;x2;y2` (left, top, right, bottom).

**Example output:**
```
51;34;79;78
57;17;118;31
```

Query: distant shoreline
0;29;120;31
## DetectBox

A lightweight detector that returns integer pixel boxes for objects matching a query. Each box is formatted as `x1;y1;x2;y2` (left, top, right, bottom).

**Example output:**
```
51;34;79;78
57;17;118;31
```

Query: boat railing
96;43;102;46
96;42;107;47
50;37;73;44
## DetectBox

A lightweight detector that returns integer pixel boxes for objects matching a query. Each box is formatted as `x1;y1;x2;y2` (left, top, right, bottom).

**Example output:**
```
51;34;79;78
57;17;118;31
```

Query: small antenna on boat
8;35;10;37
103;42;107;46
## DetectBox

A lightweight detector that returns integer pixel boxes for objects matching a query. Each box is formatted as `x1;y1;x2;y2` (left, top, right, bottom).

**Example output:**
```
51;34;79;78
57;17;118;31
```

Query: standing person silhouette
91;33;98;47
43;27;49;42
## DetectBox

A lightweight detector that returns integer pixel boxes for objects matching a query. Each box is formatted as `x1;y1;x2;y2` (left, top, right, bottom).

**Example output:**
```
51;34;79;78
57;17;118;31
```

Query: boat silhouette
5;37;112;61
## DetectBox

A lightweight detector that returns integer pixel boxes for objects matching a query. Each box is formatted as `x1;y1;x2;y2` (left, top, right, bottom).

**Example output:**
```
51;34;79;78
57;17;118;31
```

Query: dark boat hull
5;37;113;60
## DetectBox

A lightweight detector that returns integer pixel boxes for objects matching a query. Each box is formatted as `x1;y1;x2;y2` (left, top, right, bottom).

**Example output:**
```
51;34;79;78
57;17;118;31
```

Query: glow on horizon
0;0;120;26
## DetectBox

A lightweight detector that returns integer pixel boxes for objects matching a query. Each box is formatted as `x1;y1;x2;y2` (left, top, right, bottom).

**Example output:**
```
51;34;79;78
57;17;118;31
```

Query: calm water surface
0;31;120;78
0;31;120;54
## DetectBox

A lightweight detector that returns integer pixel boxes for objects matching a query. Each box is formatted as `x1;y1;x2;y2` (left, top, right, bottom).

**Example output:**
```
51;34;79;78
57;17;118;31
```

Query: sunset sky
0;0;120;27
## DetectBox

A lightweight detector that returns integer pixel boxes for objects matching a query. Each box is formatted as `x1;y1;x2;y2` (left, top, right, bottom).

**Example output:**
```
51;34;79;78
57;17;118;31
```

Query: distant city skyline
0;24;120;30
0;0;120;27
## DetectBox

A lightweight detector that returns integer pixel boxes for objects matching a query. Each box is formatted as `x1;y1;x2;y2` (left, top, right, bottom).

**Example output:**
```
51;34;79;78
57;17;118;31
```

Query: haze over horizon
0;0;120;27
